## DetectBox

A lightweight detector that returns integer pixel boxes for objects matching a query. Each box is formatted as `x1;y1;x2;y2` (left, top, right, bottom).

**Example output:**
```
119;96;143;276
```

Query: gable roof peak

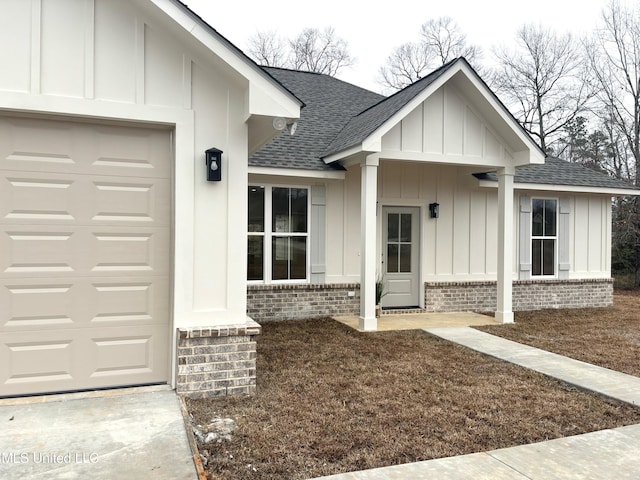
322;57;469;157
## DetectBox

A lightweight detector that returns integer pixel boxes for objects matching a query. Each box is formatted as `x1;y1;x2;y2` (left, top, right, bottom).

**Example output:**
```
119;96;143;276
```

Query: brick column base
176;320;261;399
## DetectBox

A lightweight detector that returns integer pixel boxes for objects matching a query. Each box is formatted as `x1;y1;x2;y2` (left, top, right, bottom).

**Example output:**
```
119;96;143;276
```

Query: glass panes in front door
386;213;412;273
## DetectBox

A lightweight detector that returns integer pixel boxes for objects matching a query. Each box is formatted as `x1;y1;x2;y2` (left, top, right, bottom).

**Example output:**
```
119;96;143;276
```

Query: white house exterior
0;0;301;398
1;1;637;400
247;65;640;333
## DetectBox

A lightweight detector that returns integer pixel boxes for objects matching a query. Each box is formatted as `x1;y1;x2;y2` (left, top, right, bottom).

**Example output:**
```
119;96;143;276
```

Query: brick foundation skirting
424;278;614;312
176;320;261;399
247;279;614;321
247;283;360;321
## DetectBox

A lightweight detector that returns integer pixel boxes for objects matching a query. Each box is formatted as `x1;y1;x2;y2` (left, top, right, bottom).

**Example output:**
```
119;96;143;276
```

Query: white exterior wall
0;0;295;329
322;163;612;283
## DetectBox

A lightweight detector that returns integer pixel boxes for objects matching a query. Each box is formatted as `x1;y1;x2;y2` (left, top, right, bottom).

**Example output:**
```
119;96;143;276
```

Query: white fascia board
248;166;345;180
379;150;511;167
513;149;545;167
323;145;365;164
151;0;301;119
478;179;640;196
248;82;301;119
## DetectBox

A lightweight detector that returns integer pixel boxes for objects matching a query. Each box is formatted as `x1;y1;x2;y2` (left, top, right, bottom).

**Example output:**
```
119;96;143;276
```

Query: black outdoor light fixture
429;202;440;219
205;147;223;182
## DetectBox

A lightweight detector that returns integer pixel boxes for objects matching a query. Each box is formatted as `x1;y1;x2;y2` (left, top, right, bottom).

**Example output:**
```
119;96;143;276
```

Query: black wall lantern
205;147;223;182
429;202;439;219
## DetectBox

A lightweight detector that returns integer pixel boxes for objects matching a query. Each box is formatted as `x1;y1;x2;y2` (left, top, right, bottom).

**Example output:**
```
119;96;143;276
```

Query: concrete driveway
0;386;196;479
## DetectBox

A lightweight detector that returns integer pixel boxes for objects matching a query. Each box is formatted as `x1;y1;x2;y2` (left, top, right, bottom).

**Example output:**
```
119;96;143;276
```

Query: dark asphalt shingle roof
249;67;384;171
251;63;638;193
474;157;640;191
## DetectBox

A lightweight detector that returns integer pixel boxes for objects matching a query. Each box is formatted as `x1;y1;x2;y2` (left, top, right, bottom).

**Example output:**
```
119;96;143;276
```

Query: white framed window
531;198;558;277
247;185;310;283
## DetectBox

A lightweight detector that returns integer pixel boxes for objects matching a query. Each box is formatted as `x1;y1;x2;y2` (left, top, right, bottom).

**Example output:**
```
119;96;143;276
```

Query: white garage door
0;116;171;396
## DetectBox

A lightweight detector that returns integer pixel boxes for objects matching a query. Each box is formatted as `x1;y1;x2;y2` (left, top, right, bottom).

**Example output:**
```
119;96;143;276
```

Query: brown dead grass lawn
478;290;640;377
187;315;640;480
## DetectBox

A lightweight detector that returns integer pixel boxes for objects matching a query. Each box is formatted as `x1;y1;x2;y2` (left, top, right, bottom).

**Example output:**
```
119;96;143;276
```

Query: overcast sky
184;0;616;93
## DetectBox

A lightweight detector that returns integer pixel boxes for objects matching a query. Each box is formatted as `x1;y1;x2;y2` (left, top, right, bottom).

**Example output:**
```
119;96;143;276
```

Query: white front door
381;207;420;308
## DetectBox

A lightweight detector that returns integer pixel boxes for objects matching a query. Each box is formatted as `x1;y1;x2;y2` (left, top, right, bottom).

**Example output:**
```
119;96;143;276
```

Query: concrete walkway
315;327;640;480
0;387;196;480
426;327;640;406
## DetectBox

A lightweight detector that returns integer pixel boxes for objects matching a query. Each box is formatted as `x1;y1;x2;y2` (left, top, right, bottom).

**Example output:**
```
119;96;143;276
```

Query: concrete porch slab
333;312;498;332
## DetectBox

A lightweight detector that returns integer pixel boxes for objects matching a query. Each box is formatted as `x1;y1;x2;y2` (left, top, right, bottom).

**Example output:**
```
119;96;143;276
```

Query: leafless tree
491;24;594;154
585;0;640;182
288;27;354;76
585;0;640;284
419;17;481;66
247;27;354;76
378;17;482;91
247;30;288;68
378;43;433;92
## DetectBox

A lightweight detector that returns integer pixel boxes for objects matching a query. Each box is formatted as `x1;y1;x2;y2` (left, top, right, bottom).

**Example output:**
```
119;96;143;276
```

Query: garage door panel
0;117;171;178
0;117;79;176
2;282;76;329
1;174;76;223
90;277;169;327
90;178;170;225
2;337;75;387
1;226;169;278
89;227;170;276
3;229;76;274
92;335;155;378
2;277;169;332
0;171;170;227
94;125;171;178
0;325;169;396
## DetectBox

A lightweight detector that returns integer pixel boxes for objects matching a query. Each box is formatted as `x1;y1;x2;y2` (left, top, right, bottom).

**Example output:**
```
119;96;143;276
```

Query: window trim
247;184;311;285
530;197;558;278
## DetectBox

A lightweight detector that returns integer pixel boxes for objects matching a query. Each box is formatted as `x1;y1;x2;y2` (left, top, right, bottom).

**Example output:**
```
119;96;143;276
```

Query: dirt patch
187;315;640;480
478;290;640;377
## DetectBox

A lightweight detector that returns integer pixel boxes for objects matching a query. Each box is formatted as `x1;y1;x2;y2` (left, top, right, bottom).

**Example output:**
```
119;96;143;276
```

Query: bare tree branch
288;27;354;76
586;0;640;284
247;27;354;76
378;17;482;92
247;30;287;67
491;24;595;153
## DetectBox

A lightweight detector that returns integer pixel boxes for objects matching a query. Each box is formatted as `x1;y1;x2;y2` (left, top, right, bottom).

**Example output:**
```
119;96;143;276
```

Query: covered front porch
321;59;545;331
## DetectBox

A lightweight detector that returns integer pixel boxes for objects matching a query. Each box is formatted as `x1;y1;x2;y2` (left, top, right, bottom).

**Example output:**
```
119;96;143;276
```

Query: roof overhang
150;0;302;121
477;179;640;196
248;166;345;180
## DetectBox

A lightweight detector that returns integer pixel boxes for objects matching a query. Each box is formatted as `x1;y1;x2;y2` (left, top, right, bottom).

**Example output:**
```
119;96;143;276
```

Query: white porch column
496;166;515;324
359;154;379;331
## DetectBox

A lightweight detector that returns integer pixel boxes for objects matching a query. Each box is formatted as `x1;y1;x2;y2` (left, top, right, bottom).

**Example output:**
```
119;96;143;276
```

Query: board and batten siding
0;0;253;326
570;195;611;276
323;163;612;283
381;84;514;164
